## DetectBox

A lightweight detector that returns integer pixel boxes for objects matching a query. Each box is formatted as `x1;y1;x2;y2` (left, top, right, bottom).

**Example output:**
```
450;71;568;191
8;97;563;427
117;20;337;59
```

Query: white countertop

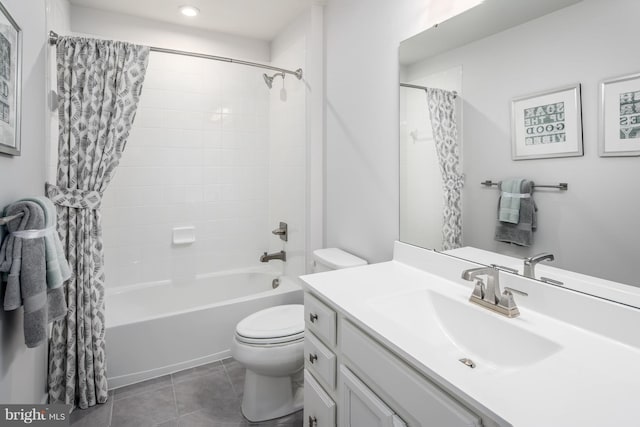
301;244;640;427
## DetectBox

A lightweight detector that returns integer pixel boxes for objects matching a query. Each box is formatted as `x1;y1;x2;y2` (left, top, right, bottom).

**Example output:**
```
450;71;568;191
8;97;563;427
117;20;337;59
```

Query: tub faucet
461;266;522;318
523;252;554;279
260;251;286;263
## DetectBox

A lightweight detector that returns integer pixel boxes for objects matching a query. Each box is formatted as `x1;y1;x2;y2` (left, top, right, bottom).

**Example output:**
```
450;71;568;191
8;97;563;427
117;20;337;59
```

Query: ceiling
400;0;582;66
69;0;317;40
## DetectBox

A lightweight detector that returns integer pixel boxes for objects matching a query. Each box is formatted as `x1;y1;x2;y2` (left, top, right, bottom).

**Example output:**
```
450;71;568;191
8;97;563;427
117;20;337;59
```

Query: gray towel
494;180;537;246
0;201;68;348
21;197;71;289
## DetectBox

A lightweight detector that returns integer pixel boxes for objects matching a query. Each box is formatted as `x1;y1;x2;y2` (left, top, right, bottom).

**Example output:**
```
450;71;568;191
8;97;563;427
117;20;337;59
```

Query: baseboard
107;349;231;390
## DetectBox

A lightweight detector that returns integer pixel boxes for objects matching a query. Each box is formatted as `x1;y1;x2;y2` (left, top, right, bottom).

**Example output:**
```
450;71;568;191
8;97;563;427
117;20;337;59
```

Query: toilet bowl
231;304;305;422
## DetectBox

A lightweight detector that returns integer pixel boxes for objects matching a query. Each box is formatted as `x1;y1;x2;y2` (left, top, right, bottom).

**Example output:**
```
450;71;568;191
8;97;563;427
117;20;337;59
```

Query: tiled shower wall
101;52;271;288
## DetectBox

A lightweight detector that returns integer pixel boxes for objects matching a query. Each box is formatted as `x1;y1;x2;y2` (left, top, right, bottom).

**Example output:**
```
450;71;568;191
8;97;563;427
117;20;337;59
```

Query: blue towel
498;179;526;224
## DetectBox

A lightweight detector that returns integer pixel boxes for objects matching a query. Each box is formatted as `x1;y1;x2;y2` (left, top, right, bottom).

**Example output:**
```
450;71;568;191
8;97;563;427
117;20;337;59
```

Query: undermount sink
368;288;562;369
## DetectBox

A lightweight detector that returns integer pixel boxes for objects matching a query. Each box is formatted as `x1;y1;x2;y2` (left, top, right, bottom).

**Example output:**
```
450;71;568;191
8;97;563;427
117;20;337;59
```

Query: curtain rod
48;31;303;80
400;82;457;98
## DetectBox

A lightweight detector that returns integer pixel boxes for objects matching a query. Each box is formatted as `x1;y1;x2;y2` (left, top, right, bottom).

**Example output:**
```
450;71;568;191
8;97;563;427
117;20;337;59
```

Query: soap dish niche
173;226;196;245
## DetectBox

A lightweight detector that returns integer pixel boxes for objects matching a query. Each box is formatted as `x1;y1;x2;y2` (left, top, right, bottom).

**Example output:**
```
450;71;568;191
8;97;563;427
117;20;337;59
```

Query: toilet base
241;368;304;422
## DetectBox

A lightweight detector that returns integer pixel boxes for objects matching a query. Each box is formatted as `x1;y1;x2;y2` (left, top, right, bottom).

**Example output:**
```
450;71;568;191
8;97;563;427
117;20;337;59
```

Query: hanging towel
498;179;526;224
0;201;68;348
494;180;537;247
21;196;71;289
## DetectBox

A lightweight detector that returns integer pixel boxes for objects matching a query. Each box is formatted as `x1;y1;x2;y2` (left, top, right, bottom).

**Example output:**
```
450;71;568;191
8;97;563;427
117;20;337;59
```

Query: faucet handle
499;287;528;311
471;279;484;300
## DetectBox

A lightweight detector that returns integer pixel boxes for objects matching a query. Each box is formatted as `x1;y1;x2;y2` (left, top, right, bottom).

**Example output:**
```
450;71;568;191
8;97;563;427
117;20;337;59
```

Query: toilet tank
312;248;367;273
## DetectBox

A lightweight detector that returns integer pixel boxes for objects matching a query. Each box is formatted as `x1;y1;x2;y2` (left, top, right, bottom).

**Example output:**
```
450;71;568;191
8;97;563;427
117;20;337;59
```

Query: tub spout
260;251;286;262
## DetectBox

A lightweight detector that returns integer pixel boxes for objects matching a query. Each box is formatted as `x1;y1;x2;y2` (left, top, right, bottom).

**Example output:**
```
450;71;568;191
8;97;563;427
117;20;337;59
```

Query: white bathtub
105;267;303;389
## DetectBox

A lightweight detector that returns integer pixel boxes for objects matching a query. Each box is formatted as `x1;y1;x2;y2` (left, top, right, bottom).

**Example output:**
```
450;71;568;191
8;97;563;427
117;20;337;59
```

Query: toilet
231;248;367;422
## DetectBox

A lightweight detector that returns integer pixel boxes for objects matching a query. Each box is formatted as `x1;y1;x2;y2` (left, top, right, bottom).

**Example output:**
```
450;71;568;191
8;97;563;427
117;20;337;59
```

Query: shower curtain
46;36;149;409
426;88;464;251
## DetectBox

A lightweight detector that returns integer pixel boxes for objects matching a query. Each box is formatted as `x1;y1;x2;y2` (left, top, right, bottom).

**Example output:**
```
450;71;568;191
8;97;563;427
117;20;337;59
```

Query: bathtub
105;267;303;389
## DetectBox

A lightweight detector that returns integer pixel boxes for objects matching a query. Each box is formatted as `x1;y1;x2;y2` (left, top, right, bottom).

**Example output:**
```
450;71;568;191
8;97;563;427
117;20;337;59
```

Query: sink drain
459;358;476;369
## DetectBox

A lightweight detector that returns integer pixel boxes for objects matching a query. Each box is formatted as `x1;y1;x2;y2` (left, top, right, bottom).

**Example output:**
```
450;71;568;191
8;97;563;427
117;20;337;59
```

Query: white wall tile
102;51;272;288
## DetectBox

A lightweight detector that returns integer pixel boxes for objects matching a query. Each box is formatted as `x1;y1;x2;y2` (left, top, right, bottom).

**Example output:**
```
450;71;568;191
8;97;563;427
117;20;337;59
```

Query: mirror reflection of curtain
425;88;464;250
46;36;149;409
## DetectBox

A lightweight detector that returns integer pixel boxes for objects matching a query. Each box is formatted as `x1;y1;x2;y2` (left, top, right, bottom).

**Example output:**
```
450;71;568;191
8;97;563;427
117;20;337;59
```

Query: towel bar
481;180;568;191
0;212;24;225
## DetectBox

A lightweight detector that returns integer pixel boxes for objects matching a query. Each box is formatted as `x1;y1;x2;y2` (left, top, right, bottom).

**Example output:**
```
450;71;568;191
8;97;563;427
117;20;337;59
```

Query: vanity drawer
341;321;481;427
304;369;336;427
305;293;337;346
305;332;337;390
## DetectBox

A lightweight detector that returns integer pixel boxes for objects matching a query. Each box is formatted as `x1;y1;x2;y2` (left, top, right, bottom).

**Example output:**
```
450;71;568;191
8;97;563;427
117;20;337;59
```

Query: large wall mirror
399;0;640;304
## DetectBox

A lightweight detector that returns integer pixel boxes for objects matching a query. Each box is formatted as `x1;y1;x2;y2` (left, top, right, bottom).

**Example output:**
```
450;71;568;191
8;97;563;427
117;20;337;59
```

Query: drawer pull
309;312;318;323
308;415;317;426
309;353;318;364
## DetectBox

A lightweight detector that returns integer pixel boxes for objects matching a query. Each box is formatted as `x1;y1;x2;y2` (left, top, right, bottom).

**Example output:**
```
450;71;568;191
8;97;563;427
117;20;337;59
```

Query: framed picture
599;72;640;157
0;2;21;156
511;84;583;160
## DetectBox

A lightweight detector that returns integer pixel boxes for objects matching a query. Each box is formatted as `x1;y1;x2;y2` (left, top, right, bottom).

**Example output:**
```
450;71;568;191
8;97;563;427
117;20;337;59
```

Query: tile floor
69;358;303;427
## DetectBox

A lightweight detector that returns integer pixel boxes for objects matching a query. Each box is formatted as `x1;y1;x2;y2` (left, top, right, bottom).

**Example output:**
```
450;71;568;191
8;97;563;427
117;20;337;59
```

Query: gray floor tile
172;361;224;385
222;359;245;397
68;359;300;427
69;399;113;427
111;385;178;427
178;407;247;426
114;375;173;401
173;367;237;416
242;410;303;427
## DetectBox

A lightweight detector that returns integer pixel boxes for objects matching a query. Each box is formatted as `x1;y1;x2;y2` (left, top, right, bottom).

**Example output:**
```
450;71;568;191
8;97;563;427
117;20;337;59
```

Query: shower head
263;73;274;89
263;72;285;89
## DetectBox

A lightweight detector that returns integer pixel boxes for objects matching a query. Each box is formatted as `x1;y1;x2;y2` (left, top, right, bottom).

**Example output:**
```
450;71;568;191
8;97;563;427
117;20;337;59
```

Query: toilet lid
236;305;304;344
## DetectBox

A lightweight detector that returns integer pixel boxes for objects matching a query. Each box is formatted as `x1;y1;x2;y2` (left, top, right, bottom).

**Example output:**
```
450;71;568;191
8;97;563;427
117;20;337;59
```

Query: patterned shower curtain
426;88;464;251
46;37;149;408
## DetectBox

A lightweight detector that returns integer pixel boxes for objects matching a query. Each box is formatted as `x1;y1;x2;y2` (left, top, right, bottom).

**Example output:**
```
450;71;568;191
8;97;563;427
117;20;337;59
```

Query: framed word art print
600;72;640;157
0;1;21;156
511;84;583;160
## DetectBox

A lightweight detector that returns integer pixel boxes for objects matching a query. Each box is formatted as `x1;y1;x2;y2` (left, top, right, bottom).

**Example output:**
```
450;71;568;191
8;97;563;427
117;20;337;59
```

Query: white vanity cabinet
304;293;339;427
339;365;407;427
304;291;488;427
305;370;336;427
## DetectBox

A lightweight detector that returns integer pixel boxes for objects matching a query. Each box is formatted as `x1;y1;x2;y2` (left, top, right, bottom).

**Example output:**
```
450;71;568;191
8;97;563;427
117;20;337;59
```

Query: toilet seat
235;304;304;346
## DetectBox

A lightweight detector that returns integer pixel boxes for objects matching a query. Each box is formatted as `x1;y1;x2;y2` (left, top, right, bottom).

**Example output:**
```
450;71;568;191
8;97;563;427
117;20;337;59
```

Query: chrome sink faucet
461;266;524;318
523;253;554;279
462;266;502;305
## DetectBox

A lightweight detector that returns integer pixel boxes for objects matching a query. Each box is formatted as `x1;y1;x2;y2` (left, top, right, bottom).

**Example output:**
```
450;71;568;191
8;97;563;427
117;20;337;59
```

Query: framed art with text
0;1;21;156
599;72;640;157
511;84;583;160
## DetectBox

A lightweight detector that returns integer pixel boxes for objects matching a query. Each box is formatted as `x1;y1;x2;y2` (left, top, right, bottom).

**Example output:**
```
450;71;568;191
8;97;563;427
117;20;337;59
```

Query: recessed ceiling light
179;5;200;17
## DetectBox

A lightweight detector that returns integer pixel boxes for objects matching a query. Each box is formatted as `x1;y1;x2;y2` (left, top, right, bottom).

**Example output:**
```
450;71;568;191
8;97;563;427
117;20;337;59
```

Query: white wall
411;0;640;285
324;0;481;263
0;0;48;404
69;5;269;62
267;12;309;278
101;52;271;287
